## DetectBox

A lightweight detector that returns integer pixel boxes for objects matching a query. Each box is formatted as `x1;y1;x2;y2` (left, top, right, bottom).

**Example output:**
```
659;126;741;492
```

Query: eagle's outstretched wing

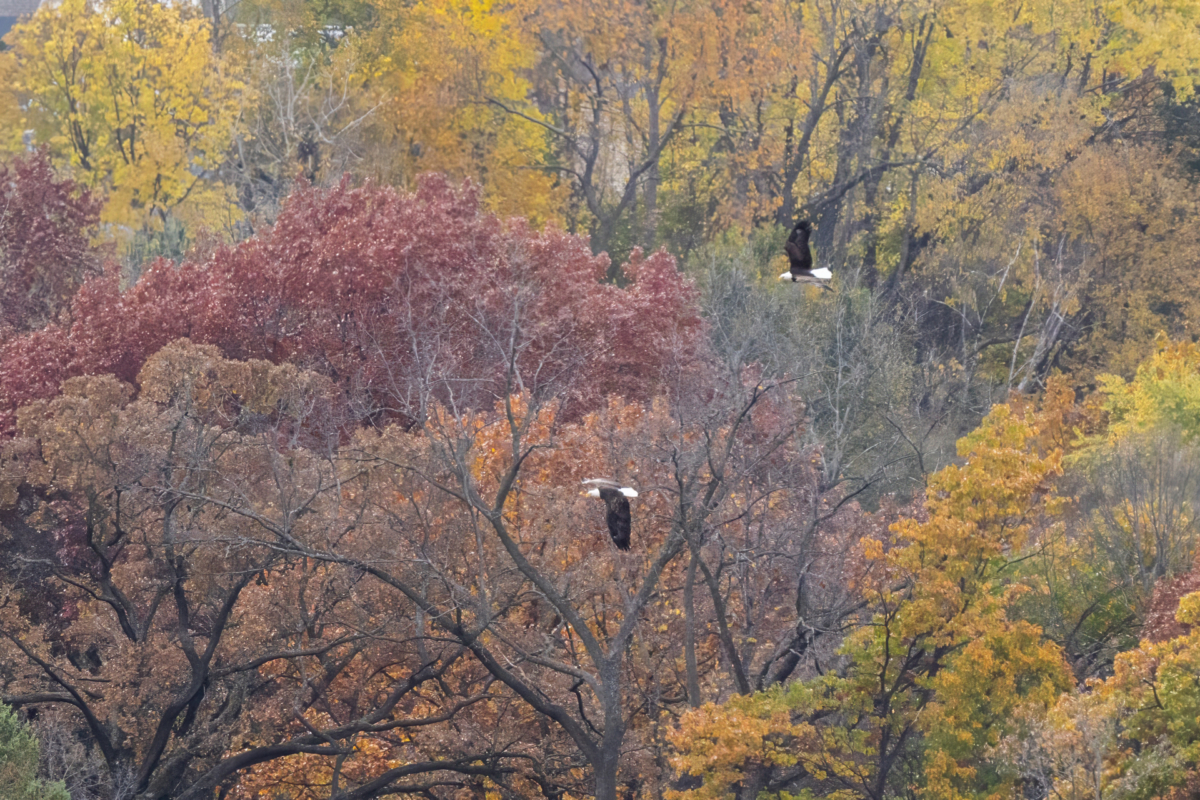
783;221;814;278
784;240;811;273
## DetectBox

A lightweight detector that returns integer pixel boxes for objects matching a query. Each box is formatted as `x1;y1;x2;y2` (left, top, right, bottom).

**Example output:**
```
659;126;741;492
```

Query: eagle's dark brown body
595;487;632;550
784;220;813;277
780;220;832;284
583;479;636;550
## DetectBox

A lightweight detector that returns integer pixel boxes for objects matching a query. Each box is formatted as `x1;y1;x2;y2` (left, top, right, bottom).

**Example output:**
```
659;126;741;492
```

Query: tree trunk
594;661;626;800
643;81;661;250
684;553;701;706
200;0;222;50
594;750;622;800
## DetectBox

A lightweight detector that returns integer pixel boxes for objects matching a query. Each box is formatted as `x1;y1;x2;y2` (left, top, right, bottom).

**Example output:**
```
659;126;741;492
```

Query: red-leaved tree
0;151;102;335
0;175;704;436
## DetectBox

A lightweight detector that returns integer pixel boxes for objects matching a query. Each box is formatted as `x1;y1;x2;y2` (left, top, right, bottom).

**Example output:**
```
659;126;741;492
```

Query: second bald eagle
779;220;833;283
582;479;637;550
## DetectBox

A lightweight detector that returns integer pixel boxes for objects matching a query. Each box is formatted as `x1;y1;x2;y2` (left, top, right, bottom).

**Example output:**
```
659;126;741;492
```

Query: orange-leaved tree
288;355;849;800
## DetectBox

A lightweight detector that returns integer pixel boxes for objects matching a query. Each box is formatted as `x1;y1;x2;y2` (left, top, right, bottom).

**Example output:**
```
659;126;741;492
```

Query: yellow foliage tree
668;401;1073;800
1006;341;1200;687
2;0;242;230
0;56;19;140
1099;334;1200;442
357;0;567;227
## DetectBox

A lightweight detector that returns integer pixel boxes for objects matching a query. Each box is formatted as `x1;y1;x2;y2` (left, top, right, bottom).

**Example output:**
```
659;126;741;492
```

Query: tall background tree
2;0;241;231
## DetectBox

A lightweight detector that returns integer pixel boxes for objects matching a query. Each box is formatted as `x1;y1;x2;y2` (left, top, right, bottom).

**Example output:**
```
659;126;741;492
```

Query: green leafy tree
0;703;69;800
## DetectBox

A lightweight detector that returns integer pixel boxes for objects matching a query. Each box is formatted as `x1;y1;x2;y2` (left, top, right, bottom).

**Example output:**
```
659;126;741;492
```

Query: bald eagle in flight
779;220;832;284
582;479;637;550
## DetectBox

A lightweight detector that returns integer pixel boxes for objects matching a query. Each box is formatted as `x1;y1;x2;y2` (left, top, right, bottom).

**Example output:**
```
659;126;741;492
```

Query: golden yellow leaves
1097;334;1200;442
1099;0;1200;99
667;690;816;800
890;402;1063;578
666;394;1076;800
3;0;242;230
361;0;567;226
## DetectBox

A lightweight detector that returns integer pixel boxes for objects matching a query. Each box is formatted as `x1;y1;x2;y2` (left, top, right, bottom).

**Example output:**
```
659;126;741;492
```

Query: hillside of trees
2;1;1200;799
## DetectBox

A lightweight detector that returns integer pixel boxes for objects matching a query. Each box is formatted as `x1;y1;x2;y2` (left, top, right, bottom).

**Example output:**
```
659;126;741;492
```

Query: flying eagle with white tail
779;220;832;285
582;479;637;550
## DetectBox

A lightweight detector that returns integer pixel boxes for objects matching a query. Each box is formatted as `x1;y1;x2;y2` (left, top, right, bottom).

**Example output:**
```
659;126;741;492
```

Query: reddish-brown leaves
0;151;102;335
0;175;704;436
1144;555;1200;643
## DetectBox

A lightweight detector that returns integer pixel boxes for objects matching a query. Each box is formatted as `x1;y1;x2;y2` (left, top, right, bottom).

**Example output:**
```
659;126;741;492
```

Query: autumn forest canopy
3;0;1200;799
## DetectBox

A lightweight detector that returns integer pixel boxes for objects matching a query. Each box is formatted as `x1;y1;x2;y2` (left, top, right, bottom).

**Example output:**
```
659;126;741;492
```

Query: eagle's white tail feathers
620;488;638;498
779;269;833;281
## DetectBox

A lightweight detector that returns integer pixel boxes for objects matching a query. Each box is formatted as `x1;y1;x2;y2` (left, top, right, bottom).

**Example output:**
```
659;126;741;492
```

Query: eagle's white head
778;270;795;281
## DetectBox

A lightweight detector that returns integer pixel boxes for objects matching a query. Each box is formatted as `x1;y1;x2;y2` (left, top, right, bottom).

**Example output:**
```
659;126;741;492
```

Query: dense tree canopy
2;0;1200;798
1;169;1200;799
0;175;702;437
